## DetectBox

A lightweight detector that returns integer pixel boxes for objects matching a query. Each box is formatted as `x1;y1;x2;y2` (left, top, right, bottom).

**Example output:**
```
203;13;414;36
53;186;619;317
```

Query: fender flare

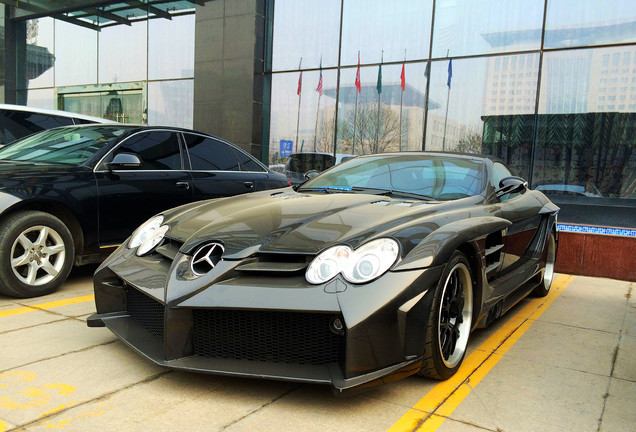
394;216;512;271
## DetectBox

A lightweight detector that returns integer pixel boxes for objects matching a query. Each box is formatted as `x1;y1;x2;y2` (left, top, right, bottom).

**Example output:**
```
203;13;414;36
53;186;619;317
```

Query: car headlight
128;215;169;256
306;238;399;285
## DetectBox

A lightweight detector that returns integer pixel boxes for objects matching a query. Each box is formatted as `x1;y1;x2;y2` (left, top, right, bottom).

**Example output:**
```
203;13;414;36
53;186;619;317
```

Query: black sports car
0;124;288;298
88;152;558;394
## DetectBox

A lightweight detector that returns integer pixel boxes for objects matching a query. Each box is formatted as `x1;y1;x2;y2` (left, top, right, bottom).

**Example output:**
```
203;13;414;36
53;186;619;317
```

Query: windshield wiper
349;187;434;201
297;186;353;194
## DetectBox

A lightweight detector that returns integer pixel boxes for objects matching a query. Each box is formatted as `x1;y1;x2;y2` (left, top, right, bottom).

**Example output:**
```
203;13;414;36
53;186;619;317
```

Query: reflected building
0;0;635;280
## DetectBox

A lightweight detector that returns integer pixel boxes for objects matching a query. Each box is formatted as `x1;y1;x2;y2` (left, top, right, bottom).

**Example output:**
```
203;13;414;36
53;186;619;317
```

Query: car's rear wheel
0;211;75;298
532;231;556;297
418;251;473;380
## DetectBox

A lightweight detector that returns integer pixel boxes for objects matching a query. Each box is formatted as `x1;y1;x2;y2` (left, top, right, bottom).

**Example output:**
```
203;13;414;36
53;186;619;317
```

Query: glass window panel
147;80;193;129
426;54;539;180
432;0;544;58
336;62;428;156
184;134;240;171
534;48;636;203
98;21;147;83
272;0;341;71
340;0;433;66
545;0;636;49
25;18;55;89
55;20;97;86
117;131;182;170
149;15;195;80
268;69;337;166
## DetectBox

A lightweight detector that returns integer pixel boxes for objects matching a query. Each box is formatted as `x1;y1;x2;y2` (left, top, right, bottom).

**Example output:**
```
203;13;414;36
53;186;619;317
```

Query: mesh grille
192;310;345;365
126;288;165;339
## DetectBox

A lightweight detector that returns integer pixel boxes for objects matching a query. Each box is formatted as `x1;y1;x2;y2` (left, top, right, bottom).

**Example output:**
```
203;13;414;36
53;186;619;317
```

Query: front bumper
88;244;443;393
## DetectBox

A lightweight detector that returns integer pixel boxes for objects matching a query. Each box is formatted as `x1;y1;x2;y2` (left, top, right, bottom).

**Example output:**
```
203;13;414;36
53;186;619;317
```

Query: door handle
176;181;190;190
244;181;254;189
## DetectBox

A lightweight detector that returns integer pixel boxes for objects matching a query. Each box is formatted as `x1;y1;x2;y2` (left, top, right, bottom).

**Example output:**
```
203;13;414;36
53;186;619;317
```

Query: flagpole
442;86;450;151
353;51;360;155
400;49;406;151
314;58;324;152
314;94;321;151
375;51;383;154
295;58;302;153
443;53;451;152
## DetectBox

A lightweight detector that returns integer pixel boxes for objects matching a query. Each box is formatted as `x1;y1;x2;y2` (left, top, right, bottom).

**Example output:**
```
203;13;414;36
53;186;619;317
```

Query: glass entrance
58;83;146;124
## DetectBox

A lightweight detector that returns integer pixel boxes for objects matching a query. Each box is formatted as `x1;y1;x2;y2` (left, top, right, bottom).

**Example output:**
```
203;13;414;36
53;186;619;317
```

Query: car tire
532;231;556;297
0;211;75;298
418;251;474;380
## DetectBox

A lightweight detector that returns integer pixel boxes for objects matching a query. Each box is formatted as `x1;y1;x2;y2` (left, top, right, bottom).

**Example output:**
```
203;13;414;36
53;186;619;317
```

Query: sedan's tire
418;251;473;380
0;211;75;298
532;231;556;297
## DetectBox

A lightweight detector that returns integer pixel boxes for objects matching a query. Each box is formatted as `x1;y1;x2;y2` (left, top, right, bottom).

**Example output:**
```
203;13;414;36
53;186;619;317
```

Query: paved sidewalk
434;275;635;432
0;272;634;432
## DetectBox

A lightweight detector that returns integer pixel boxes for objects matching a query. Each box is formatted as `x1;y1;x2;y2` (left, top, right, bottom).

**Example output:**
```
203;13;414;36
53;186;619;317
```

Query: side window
183;134;240;171
0;110;73;144
233;148;265;172
116;131;182;170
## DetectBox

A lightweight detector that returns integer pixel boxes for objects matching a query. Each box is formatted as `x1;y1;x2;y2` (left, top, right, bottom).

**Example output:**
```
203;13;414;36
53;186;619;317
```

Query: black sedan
88;152;558;394
0;124;289;298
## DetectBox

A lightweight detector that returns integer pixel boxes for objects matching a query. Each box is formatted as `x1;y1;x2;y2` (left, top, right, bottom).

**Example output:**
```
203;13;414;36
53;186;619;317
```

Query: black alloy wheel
419;250;473;380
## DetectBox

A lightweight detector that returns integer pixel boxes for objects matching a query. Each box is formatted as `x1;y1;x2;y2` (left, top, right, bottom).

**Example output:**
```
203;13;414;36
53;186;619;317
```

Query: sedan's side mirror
108;152;142;170
304;170;320;180
496;176;528;198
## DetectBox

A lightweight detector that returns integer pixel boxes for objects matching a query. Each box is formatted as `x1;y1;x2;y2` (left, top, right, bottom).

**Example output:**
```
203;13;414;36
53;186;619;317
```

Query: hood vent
270;192;310;200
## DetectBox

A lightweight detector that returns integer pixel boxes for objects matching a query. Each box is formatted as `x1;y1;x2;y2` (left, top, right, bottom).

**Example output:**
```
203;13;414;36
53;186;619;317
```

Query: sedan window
184;134;240;171
116;131;182;170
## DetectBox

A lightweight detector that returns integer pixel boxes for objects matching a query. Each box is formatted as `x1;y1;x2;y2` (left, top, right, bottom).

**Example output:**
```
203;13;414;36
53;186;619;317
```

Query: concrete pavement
0;269;633;432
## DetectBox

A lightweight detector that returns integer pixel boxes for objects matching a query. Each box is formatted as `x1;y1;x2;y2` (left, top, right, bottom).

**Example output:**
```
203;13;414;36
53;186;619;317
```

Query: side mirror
304;170;320;180
496;176;528;198
108;152;142;170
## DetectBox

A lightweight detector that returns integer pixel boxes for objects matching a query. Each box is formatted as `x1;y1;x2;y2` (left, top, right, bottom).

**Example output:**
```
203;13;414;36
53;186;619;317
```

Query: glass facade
20;12;195;128
268;0;636;228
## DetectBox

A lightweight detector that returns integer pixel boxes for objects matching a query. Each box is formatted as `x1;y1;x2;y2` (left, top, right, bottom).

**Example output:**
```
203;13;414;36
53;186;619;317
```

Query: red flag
400;62;406;91
297;71;302;95
355;53;361;93
316;62;323;95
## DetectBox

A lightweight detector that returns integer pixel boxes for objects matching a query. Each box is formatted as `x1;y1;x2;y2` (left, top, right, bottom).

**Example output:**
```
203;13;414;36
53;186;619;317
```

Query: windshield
302;154;486;200
0;126;134;165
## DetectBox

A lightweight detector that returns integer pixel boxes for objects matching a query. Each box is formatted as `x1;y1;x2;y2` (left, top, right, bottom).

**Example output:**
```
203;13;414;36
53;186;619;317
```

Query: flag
376;63;382;94
316;62;323;95
400;62;406;91
297;71;302;95
355;53;361;93
424;62;430;80
447;59;453;89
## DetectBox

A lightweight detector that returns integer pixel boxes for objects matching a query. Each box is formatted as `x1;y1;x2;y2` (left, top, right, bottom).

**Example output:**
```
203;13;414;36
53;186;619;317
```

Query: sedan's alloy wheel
11;225;66;286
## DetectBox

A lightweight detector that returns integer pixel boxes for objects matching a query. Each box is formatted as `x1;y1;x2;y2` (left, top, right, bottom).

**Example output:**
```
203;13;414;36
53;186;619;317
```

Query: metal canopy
1;0;208;31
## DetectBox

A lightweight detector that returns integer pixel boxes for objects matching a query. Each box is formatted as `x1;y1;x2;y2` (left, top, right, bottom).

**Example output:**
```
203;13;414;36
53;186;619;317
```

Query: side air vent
484;232;504;280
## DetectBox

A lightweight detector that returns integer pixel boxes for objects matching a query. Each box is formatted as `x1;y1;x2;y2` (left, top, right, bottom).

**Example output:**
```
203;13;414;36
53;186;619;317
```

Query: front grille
192;310;345;365
126;288;165;339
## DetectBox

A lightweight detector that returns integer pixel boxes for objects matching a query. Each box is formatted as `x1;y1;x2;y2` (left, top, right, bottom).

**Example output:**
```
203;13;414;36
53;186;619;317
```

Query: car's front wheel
419;251;473;380
0;211;75;298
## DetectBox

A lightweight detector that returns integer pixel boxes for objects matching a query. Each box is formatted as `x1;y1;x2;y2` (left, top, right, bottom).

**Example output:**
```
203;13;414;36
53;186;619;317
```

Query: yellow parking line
388;274;575;432
0;295;95;318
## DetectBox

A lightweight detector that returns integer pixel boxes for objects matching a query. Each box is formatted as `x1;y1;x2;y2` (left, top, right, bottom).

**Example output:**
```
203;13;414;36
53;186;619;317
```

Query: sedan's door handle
244;181;254;189
176;181;190;190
